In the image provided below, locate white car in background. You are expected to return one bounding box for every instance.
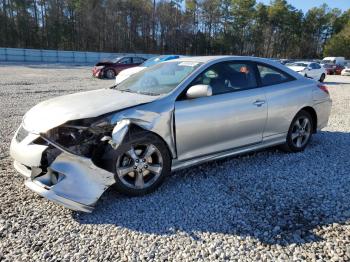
[115,55,183,84]
[341,64,350,76]
[286,61,326,82]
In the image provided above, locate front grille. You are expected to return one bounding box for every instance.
[16,126,29,142]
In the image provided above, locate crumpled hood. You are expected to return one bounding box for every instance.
[23,88,158,133]
[287,66,306,72]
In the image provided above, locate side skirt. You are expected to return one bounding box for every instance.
[171,134,286,172]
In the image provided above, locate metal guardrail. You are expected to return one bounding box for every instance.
[0,48,155,64]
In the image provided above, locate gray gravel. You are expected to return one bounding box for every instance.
[0,63,350,261]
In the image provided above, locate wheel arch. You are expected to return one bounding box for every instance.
[92,123,174,174]
[298,106,318,133]
[126,124,174,158]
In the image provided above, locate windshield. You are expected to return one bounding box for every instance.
[114,61,202,95]
[322,60,335,65]
[111,57,122,63]
[323,64,333,68]
[286,62,308,67]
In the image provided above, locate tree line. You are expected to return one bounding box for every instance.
[0,0,349,59]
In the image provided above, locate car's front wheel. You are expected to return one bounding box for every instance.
[105,69,116,79]
[281,110,313,152]
[112,133,171,196]
[319,73,326,82]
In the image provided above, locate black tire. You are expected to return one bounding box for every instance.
[280,110,314,153]
[111,132,171,196]
[105,69,116,79]
[319,73,326,82]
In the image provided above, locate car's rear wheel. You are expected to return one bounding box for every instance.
[281,110,313,152]
[112,133,171,196]
[105,69,116,79]
[319,73,326,82]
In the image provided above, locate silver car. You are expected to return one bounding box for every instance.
[10,56,332,212]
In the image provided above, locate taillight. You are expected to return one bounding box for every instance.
[317,84,329,95]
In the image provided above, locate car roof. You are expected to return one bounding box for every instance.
[174,56,234,63]
[172,55,287,64]
[165,55,304,80]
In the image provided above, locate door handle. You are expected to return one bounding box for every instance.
[253,100,266,107]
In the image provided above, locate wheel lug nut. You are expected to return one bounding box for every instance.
[142,159,146,162]
[139,169,143,173]
[135,159,139,163]
[144,165,148,169]
[133,166,137,169]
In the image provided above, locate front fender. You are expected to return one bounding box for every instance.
[107,100,177,158]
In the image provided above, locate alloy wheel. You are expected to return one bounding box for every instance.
[291,116,312,148]
[116,144,163,189]
[106,70,115,79]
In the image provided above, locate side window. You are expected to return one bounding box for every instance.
[314,63,321,69]
[119,57,132,64]
[133,57,144,64]
[257,64,293,86]
[191,62,258,95]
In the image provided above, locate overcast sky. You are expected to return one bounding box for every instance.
[256,0,350,13]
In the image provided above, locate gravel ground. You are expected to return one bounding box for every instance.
[0,63,350,261]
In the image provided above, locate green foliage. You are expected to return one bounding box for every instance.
[324,21,350,57]
[0,0,348,58]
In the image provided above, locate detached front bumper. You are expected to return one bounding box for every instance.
[10,126,115,212]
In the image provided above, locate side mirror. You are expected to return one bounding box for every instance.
[186,84,213,99]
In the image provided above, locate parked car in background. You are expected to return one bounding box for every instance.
[280,59,291,65]
[341,64,350,76]
[115,55,183,84]
[323,64,345,75]
[92,56,147,79]
[10,56,331,212]
[286,61,326,82]
[321,57,345,66]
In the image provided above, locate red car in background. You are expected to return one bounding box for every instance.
[323,64,345,75]
[92,56,147,79]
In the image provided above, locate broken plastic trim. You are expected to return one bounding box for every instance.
[101,119,130,150]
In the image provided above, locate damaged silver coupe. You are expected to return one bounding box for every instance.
[10,56,332,212]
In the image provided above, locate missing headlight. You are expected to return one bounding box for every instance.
[42,121,112,158]
[47,126,95,147]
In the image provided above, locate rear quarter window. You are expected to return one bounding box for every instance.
[257,64,295,86]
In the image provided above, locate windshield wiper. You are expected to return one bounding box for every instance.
[111,86,159,96]
[110,87,133,93]
[120,88,135,93]
[137,91,160,96]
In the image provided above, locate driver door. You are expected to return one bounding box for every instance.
[174,61,268,160]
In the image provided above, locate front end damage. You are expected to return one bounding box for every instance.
[10,101,176,212]
[10,124,116,212]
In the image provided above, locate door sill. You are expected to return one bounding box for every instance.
[171,135,286,171]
